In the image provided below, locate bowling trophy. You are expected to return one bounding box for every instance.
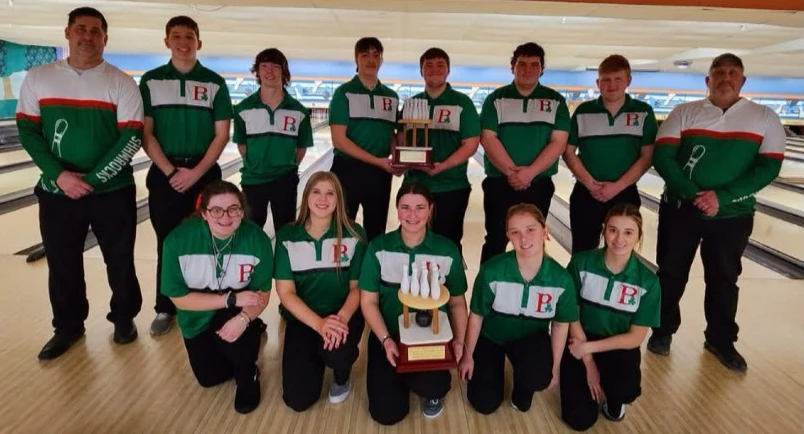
[395,261,456,373]
[391,98,433,169]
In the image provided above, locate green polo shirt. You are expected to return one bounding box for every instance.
[328,75,399,159]
[233,91,313,184]
[161,217,274,339]
[470,251,578,345]
[566,249,660,337]
[569,95,657,182]
[480,82,570,178]
[274,221,367,320]
[402,84,481,193]
[358,228,467,335]
[139,60,232,157]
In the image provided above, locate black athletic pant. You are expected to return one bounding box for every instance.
[480,176,555,264]
[366,334,452,425]
[569,183,641,254]
[282,312,365,412]
[431,187,471,256]
[653,199,753,347]
[467,332,553,414]
[36,185,142,335]
[242,170,299,232]
[147,161,221,316]
[330,155,392,242]
[560,335,642,431]
[183,307,262,388]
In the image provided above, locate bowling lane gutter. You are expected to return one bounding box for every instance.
[18,121,330,262]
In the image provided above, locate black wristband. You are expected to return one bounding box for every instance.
[166,168,178,179]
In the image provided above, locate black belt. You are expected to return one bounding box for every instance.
[167,155,204,167]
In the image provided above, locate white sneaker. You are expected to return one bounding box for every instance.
[327,379,351,404]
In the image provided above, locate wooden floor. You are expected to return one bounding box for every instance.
[1,162,803,434]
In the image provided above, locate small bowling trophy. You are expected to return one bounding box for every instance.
[395,261,455,373]
[391,98,433,169]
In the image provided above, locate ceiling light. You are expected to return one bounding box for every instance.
[8,0,14,6]
[561,17,566,24]
[673,60,692,69]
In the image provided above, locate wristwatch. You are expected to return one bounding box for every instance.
[226,291,237,309]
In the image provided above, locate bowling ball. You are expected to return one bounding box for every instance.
[415,310,432,327]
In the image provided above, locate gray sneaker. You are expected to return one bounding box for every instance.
[422,397,445,419]
[150,313,174,336]
[327,379,352,404]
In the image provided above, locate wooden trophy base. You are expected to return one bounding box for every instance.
[391,146,433,170]
[395,310,455,373]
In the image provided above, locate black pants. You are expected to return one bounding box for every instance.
[282,313,365,412]
[366,334,452,425]
[242,170,299,232]
[36,186,141,335]
[569,183,641,254]
[653,200,753,347]
[147,162,221,316]
[330,155,392,242]
[431,187,471,255]
[467,332,553,414]
[480,176,555,264]
[560,338,642,431]
[183,307,262,388]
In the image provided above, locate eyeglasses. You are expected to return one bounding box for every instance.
[206,206,244,218]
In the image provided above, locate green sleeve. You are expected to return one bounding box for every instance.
[83,76,143,187]
[273,228,294,280]
[358,239,381,292]
[232,106,246,144]
[460,96,481,139]
[248,228,274,292]
[641,107,658,146]
[139,75,153,118]
[715,114,785,205]
[468,265,493,316]
[554,97,571,132]
[298,108,314,148]
[328,87,350,126]
[632,276,661,328]
[212,79,233,122]
[480,93,499,133]
[160,235,190,298]
[568,112,580,146]
[16,71,64,180]
[652,108,699,200]
[349,224,368,281]
[553,272,579,323]
[444,247,468,296]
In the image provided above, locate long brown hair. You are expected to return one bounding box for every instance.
[601,203,644,251]
[295,172,364,268]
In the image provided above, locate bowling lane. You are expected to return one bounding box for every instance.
[638,171,804,264]
[553,166,785,280]
[0,149,32,167]
[0,148,149,197]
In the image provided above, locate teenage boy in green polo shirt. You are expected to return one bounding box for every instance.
[563,55,657,254]
[233,48,313,232]
[139,15,233,336]
[400,48,480,255]
[479,42,570,264]
[328,37,400,242]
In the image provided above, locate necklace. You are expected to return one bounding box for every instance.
[209,229,236,290]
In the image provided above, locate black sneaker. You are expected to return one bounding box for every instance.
[38,330,85,360]
[235,367,261,414]
[602,401,625,422]
[704,341,747,373]
[647,334,672,356]
[113,321,138,344]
